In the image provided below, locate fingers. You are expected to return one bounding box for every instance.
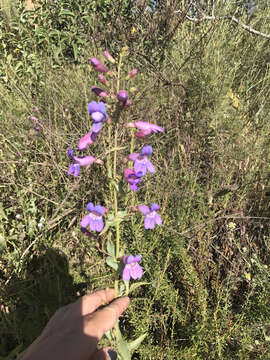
[84,296,130,339]
[77,289,117,316]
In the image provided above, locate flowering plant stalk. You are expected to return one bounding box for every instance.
[67,48,164,359]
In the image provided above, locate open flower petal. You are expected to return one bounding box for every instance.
[138,205,150,215]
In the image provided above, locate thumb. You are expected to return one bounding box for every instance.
[85,296,130,339]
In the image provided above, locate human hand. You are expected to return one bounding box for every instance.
[17,289,130,360]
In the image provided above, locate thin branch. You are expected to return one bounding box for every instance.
[176,5,270,40]
[228,15,270,39]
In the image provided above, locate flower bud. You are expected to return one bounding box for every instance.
[126,69,137,80]
[98,74,107,85]
[130,87,137,93]
[122,156,129,164]
[33,106,39,113]
[104,50,116,64]
[91,86,109,98]
[90,58,108,73]
[124,99,131,108]
[121,46,129,57]
[117,90,128,102]
[94,158,104,165]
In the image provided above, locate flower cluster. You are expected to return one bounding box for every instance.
[67,50,164,286]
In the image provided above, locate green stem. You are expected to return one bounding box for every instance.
[113,125,120,293]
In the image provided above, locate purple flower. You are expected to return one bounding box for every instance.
[90,58,108,73]
[126,121,164,138]
[104,50,116,64]
[80,202,106,232]
[67,148,103,177]
[88,101,108,133]
[129,145,155,177]
[117,90,129,102]
[29,116,38,123]
[91,86,109,98]
[124,168,142,191]
[138,204,162,229]
[78,132,98,150]
[29,116,42,131]
[122,255,143,281]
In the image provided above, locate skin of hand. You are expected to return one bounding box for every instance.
[17,289,130,360]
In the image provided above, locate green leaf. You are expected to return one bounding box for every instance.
[82,15,93,29]
[59,10,75,17]
[119,283,125,296]
[128,333,147,352]
[106,240,116,257]
[115,321,131,360]
[106,256,118,271]
[72,43,78,61]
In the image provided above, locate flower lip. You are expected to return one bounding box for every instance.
[122,254,143,281]
[81,202,106,232]
[124,168,142,191]
[138,204,150,215]
[138,204,162,229]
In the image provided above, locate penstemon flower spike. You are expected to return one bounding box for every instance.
[66,48,164,359]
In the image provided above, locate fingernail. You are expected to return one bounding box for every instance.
[107,349,117,360]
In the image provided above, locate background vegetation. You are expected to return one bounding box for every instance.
[0,0,269,359]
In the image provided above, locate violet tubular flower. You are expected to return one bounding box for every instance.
[126,121,164,138]
[122,255,143,281]
[138,204,162,229]
[124,168,142,191]
[129,145,155,177]
[67,148,103,177]
[91,86,109,98]
[78,131,98,150]
[81,203,106,232]
[88,101,108,133]
[90,58,108,73]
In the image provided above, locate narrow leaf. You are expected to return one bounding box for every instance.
[128,333,147,352]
